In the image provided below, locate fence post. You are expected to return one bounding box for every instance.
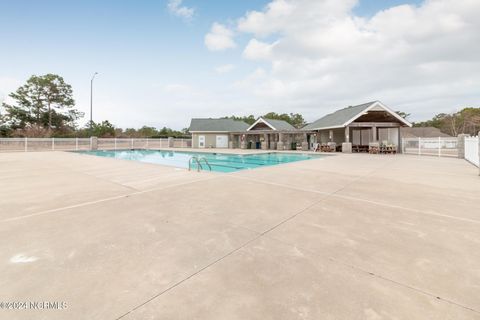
[52,138,55,151]
[438,137,441,157]
[90,137,98,150]
[25,137,28,152]
[76,137,78,151]
[457,134,468,159]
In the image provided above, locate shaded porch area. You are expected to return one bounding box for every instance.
[228,131,314,151]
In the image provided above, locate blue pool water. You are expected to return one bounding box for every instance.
[76,150,323,173]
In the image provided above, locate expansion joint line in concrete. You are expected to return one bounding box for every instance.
[1,175,219,223]
[265,235,480,315]
[228,172,480,225]
[114,192,329,320]
[115,158,399,319]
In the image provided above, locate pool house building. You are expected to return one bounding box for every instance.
[189,101,412,152]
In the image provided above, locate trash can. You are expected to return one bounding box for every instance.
[256,141,261,149]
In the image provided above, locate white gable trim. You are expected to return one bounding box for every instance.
[343,101,412,127]
[246,117,277,131]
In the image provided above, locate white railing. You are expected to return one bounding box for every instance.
[464,136,479,167]
[0,137,192,152]
[402,137,458,157]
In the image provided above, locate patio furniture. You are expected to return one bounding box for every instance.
[369,142,380,154]
[327,142,336,152]
[379,141,397,154]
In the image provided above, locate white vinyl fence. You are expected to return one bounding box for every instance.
[0,137,192,152]
[464,136,479,167]
[402,137,458,157]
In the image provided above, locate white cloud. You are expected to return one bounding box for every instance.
[167,0,194,20]
[243,39,277,60]
[226,0,480,120]
[204,23,236,51]
[215,64,236,74]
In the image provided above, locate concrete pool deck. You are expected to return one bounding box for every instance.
[0,151,479,319]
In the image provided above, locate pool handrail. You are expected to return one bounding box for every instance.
[198,157,212,171]
[188,156,212,172]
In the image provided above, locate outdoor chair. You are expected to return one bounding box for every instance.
[327,142,336,152]
[369,142,380,154]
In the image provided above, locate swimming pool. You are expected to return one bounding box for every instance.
[77,150,323,173]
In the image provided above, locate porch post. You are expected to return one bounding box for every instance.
[301,133,309,150]
[277,133,284,150]
[329,130,333,142]
[372,125,377,142]
[261,133,268,150]
[229,133,234,149]
[240,134,247,149]
[270,133,277,150]
[342,126,352,153]
[397,127,402,153]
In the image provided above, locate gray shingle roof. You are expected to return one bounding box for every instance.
[189,118,249,132]
[302,101,377,131]
[261,118,296,130]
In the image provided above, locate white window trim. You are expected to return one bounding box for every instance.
[343,101,412,128]
[246,117,277,131]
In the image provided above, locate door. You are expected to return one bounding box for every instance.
[216,135,228,148]
[198,135,205,148]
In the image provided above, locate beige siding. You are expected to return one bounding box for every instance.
[192,133,230,148]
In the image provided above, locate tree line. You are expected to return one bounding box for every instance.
[413,108,480,136]
[0,74,189,138]
[223,112,307,129]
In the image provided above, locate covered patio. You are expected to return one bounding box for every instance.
[228,117,314,150]
[303,101,412,153]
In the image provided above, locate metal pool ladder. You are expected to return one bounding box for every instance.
[188,156,212,172]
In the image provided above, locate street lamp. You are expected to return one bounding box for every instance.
[90,72,98,128]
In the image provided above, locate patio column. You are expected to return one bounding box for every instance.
[277,133,284,150]
[269,134,276,150]
[329,130,333,142]
[286,134,292,150]
[229,133,234,149]
[240,134,247,149]
[397,127,402,153]
[261,133,268,150]
[372,126,377,142]
[344,127,350,143]
[301,133,309,150]
[342,127,352,153]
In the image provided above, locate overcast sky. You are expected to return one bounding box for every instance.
[0,0,478,129]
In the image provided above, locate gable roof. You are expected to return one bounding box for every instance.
[247,117,296,131]
[302,101,412,130]
[189,118,249,132]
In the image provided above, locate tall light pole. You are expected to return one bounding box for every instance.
[90,72,98,128]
